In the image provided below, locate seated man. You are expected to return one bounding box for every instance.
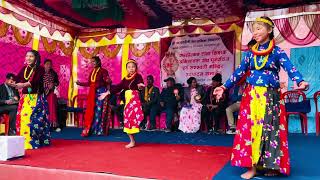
[139,75,160,131]
[0,73,19,135]
[225,85,242,134]
[202,73,228,134]
[160,77,183,132]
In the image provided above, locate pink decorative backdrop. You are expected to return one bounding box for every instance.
[77,46,122,96]
[128,44,161,88]
[0,26,33,83]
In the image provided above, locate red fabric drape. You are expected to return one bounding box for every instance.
[304,15,320,40]
[84,83,96,131]
[274,18,317,45]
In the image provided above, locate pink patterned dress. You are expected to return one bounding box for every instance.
[178,88,203,133]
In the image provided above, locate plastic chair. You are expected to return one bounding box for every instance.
[0,113,9,135]
[282,90,308,135]
[314,91,320,136]
[66,94,87,127]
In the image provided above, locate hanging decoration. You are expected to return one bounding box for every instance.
[101,44,122,58]
[151,42,160,54]
[12,26,33,45]
[58,41,75,56]
[41,37,57,54]
[0,21,9,37]
[79,47,100,59]
[129,43,151,57]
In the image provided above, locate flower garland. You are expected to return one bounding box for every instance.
[144,86,153,102]
[251,39,275,70]
[125,72,136,81]
[90,67,100,82]
[24,66,34,80]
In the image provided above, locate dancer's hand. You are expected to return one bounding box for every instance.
[213,86,225,102]
[15,83,26,89]
[295,81,309,91]
[98,91,110,100]
[138,83,145,89]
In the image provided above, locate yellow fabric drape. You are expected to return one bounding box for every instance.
[121,35,133,78]
[249,86,267,165]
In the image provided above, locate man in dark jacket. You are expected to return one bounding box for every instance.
[0,73,19,135]
[139,75,160,130]
[202,73,228,134]
[160,77,183,132]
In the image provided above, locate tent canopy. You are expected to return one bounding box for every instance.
[6,0,320,31]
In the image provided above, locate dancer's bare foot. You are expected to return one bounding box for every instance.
[241,168,256,179]
[125,142,135,148]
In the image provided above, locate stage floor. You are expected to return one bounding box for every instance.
[1,128,320,180]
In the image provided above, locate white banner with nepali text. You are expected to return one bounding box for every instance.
[160,32,235,86]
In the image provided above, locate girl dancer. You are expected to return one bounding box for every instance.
[214,16,309,179]
[99,59,145,148]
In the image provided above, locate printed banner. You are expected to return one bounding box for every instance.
[160,32,235,86]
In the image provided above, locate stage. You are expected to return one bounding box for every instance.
[0,128,320,180]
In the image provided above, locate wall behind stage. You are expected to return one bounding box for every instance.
[0,20,73,100]
[0,22,34,83]
[77,45,122,95]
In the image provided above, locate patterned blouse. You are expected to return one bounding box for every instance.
[224,41,304,89]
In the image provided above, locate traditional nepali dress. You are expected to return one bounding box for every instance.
[83,68,110,135]
[179,88,203,133]
[111,73,144,134]
[16,66,50,149]
[43,69,59,128]
[224,41,304,175]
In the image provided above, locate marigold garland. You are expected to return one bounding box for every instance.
[12,26,33,45]
[79,47,100,59]
[101,44,121,58]
[41,36,57,54]
[129,43,151,57]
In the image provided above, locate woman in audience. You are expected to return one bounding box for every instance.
[14,50,50,149]
[43,59,60,132]
[214,16,309,179]
[76,56,111,137]
[99,59,145,148]
[178,77,205,133]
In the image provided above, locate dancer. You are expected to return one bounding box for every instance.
[214,16,309,179]
[76,56,111,137]
[15,50,50,149]
[99,59,144,148]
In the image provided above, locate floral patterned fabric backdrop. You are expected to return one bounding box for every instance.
[128,42,161,88]
[0,22,33,83]
[77,45,122,96]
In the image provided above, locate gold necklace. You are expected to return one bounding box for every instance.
[90,67,100,82]
[24,66,34,80]
[254,54,269,70]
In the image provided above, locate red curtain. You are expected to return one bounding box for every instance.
[274,18,317,45]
